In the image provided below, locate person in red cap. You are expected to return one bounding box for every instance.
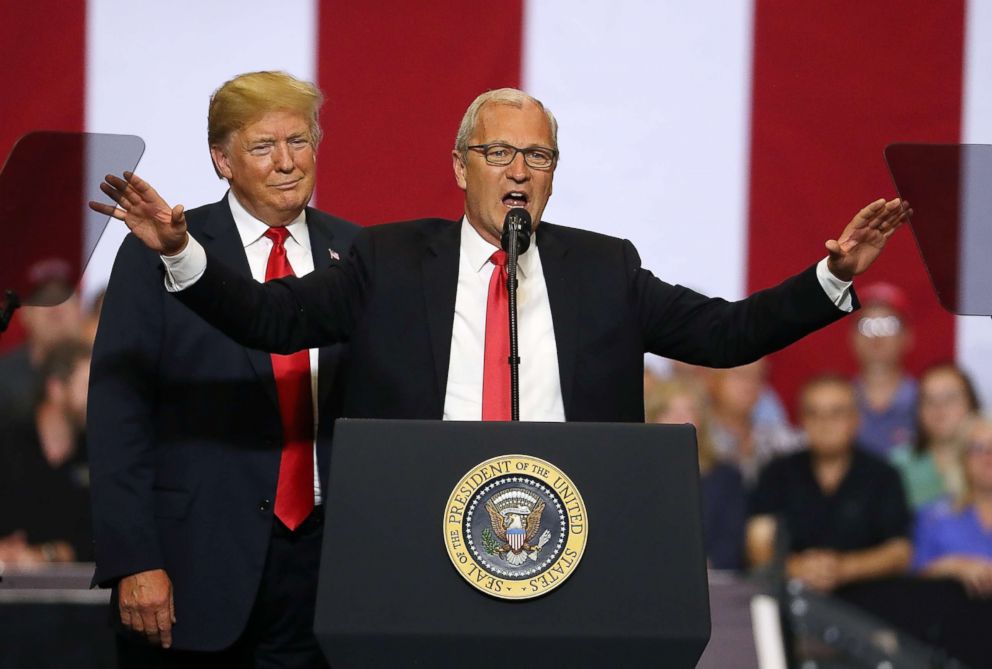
[850,282,916,456]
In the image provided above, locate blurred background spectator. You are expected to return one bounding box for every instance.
[890,363,980,510]
[912,417,992,598]
[851,282,917,457]
[81,288,105,347]
[0,266,83,431]
[0,339,92,565]
[747,375,912,592]
[646,378,746,571]
[707,359,800,486]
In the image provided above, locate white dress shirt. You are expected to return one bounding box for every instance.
[162,214,854,427]
[443,218,566,421]
[206,192,322,505]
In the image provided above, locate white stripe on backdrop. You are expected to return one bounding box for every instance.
[81,0,318,304]
[523,0,753,302]
[959,0,992,408]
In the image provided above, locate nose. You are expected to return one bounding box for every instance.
[505,151,530,182]
[272,142,294,173]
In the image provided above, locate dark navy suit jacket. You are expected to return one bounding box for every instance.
[177,218,856,422]
[88,196,358,651]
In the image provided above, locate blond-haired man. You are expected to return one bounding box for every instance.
[89,71,357,667]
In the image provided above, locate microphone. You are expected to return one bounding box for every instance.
[500,207,531,421]
[501,208,532,255]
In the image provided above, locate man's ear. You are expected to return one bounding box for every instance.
[452,150,468,191]
[210,144,234,180]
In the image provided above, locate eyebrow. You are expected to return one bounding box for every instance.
[482,140,553,150]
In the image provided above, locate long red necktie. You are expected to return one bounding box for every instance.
[482,250,511,420]
[264,227,314,530]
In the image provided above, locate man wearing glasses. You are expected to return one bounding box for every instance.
[95,87,907,425]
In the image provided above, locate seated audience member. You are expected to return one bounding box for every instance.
[709,359,801,485]
[850,282,916,456]
[0,339,92,564]
[0,265,83,430]
[913,418,992,597]
[890,363,979,509]
[747,375,912,592]
[647,379,746,570]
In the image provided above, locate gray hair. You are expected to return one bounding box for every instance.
[454,88,559,155]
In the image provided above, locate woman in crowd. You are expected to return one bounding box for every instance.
[647,378,746,570]
[889,363,980,509]
[913,417,992,597]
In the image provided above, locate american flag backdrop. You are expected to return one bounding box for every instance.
[1,0,990,415]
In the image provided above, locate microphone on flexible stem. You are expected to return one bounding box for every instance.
[501,207,532,421]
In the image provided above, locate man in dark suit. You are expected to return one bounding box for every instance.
[96,88,907,426]
[88,71,358,668]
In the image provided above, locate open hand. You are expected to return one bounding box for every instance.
[825,198,911,281]
[89,172,188,256]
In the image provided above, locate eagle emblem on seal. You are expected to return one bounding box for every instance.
[483,488,553,567]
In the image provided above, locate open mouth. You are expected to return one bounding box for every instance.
[502,191,529,208]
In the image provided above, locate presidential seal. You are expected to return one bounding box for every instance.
[443,454,587,600]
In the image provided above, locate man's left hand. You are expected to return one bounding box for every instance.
[826,198,911,281]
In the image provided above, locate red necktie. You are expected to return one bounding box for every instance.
[264,227,314,530]
[482,250,511,420]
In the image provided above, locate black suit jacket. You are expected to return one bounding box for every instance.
[178,218,855,422]
[88,197,358,651]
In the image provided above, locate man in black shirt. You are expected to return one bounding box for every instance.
[747,374,911,591]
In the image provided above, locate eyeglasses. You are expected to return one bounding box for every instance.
[467,143,558,169]
[857,315,903,338]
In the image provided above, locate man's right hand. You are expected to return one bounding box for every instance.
[89,172,189,256]
[118,568,176,648]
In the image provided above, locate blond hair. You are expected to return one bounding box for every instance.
[454,88,559,155]
[645,378,718,473]
[207,71,324,177]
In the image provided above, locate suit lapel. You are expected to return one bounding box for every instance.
[200,197,279,410]
[421,222,461,410]
[536,223,579,418]
[305,210,344,414]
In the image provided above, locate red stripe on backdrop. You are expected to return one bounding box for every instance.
[315,0,523,225]
[747,0,965,417]
[0,1,86,352]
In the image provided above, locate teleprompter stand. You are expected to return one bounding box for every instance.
[0,131,144,338]
[314,420,711,669]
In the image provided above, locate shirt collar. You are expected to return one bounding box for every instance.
[460,216,534,278]
[227,190,309,252]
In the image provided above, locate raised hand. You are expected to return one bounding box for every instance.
[89,172,189,256]
[825,198,911,281]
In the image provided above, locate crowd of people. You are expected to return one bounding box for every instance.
[0,270,102,566]
[645,282,992,598]
[3,273,989,600]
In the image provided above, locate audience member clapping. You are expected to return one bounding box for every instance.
[0,339,92,565]
[850,282,916,456]
[890,363,979,509]
[913,417,992,597]
[747,375,912,592]
[647,379,746,570]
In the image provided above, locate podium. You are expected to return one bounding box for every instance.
[314,420,711,668]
